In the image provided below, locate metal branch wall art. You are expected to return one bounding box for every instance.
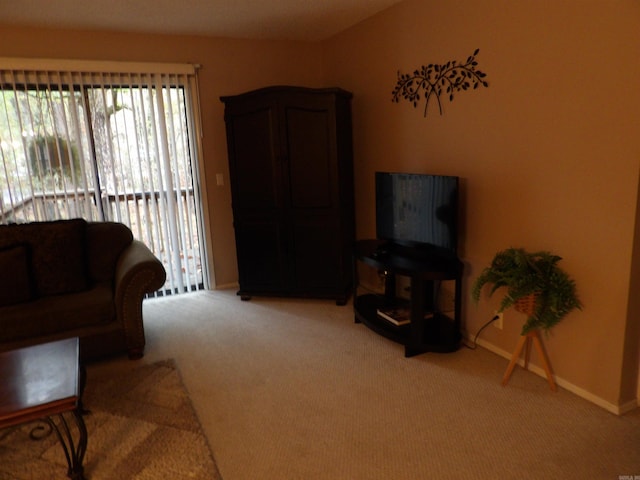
[392,49,489,117]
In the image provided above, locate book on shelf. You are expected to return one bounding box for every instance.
[376,305,434,326]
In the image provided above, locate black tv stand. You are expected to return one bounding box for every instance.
[353,239,463,357]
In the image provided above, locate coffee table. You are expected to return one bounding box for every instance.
[0,337,87,480]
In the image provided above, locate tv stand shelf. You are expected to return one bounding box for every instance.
[354,239,463,357]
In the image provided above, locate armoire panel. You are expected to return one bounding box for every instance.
[234,219,288,291]
[228,107,280,210]
[285,107,334,210]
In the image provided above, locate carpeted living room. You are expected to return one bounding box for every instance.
[5,290,638,479]
[1,0,640,479]
[131,291,640,479]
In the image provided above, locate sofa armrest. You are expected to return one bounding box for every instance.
[114,240,166,358]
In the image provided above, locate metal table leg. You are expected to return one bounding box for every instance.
[45,408,88,480]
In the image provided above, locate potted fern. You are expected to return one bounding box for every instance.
[471,248,581,334]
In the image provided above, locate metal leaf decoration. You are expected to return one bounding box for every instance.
[391,49,489,117]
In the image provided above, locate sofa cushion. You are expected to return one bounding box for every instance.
[86,222,134,283]
[0,244,33,306]
[0,284,115,343]
[0,219,89,297]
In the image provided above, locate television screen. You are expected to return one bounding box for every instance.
[375,172,459,255]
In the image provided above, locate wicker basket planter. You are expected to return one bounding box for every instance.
[471,248,581,334]
[514,293,539,317]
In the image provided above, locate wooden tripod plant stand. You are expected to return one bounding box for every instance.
[501,330,557,391]
[501,294,557,391]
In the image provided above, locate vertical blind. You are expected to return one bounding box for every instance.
[0,58,209,295]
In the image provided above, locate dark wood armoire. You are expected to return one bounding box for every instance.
[220,86,355,304]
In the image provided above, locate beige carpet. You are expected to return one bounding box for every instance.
[138,290,640,480]
[0,359,222,480]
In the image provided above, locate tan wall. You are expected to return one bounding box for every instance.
[323,0,640,409]
[0,25,324,288]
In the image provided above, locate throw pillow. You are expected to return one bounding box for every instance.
[0,244,33,307]
[29,219,89,296]
[0,219,89,297]
[86,222,133,282]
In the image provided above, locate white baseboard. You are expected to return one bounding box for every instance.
[467,335,638,416]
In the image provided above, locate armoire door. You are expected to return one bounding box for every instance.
[281,94,344,294]
[223,97,289,293]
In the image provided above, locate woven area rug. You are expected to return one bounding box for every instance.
[0,359,222,480]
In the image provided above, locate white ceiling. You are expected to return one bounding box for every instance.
[0,0,403,41]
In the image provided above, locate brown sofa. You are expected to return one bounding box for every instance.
[0,219,166,360]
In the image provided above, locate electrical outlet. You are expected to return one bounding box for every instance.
[493,311,504,329]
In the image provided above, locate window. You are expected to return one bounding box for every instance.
[0,59,209,294]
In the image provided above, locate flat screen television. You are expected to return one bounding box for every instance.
[375,172,459,257]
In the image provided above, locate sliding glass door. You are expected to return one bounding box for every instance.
[0,61,209,294]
